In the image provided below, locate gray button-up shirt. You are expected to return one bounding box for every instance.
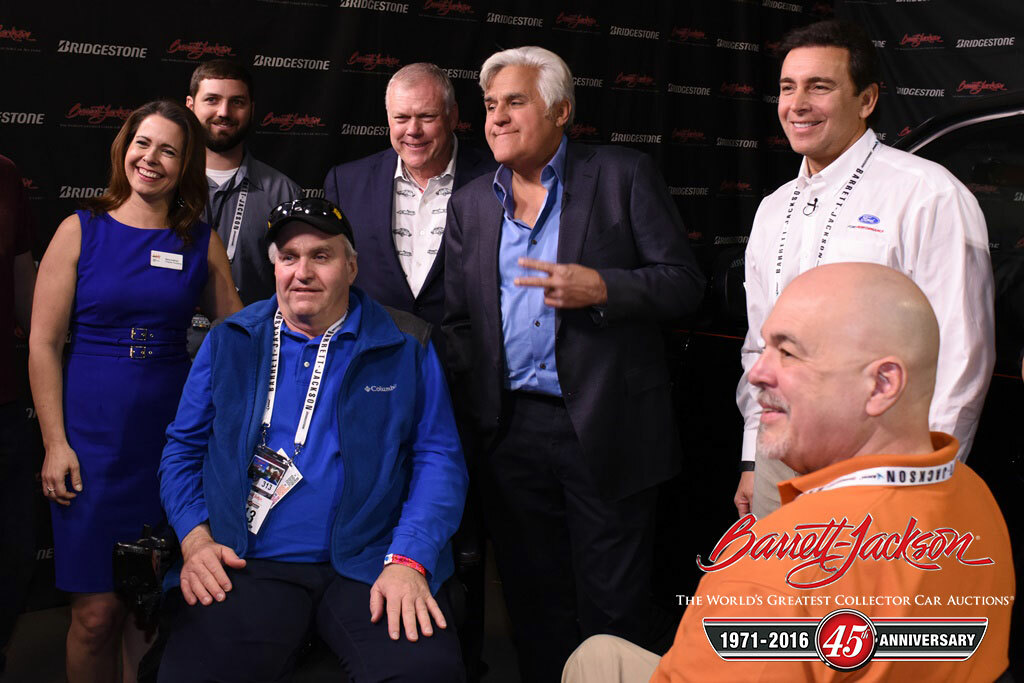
[205,151,302,304]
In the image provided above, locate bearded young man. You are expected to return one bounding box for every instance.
[186,59,302,304]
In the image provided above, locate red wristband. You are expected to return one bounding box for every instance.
[383,553,426,577]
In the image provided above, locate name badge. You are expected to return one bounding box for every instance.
[150,250,183,271]
[246,446,294,534]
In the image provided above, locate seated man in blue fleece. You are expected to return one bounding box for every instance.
[157,197,468,682]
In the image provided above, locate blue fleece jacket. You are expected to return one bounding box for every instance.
[159,288,467,593]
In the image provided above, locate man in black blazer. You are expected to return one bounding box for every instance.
[323,63,495,357]
[443,47,705,682]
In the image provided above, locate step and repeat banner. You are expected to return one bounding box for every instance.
[2,0,1022,608]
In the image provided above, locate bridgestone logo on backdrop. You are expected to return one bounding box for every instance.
[340,123,388,136]
[716,39,759,52]
[444,68,479,80]
[60,186,106,199]
[668,84,711,95]
[338,0,409,11]
[253,55,330,70]
[717,137,759,149]
[303,188,325,198]
[486,13,542,27]
[896,87,945,97]
[610,25,659,40]
[573,77,603,88]
[0,112,45,124]
[611,133,661,144]
[57,40,147,58]
[669,186,710,196]
[956,37,1015,48]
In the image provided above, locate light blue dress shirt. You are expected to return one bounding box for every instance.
[494,136,568,396]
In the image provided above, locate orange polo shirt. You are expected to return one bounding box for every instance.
[653,434,1014,682]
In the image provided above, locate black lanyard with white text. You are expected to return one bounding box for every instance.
[223,178,249,263]
[773,139,881,297]
[260,308,346,460]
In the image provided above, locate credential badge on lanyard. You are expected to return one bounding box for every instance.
[772,139,881,298]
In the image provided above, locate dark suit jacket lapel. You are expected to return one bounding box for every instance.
[478,184,504,345]
[556,143,599,334]
[421,146,482,297]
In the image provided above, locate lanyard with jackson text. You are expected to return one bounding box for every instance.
[224,178,250,263]
[773,139,881,298]
[260,308,346,459]
[801,457,957,497]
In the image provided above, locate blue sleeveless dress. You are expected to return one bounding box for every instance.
[51,210,210,592]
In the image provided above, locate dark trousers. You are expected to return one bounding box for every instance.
[157,559,464,683]
[482,392,657,683]
[0,402,34,662]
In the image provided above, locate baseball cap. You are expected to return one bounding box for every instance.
[267,198,355,248]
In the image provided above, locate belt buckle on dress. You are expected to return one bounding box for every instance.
[130,327,153,341]
[129,345,152,359]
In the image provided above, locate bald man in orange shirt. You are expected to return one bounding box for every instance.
[563,263,1014,683]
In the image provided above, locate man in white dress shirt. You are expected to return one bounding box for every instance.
[734,19,994,519]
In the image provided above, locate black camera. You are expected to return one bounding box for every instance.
[113,524,179,630]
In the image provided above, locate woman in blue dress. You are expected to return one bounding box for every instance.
[29,100,242,682]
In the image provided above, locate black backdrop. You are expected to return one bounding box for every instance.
[3,0,1023,613]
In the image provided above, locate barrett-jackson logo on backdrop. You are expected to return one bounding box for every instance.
[765,134,790,150]
[720,82,757,99]
[956,36,1015,48]
[554,12,600,33]
[340,123,389,136]
[421,0,475,18]
[0,24,40,52]
[613,72,656,90]
[955,79,1008,96]
[610,132,662,144]
[346,51,401,73]
[0,111,45,125]
[59,186,106,199]
[339,0,410,12]
[669,27,710,45]
[57,39,147,58]
[22,177,40,191]
[899,126,913,137]
[63,103,132,127]
[453,121,473,135]
[165,38,236,61]
[610,25,659,40]
[671,128,708,145]
[669,83,711,96]
[486,12,542,27]
[573,76,603,88]
[253,54,330,70]
[718,180,755,195]
[898,33,944,49]
[567,123,600,141]
[259,112,328,133]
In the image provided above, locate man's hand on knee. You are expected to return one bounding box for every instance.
[369,564,446,642]
[179,523,247,606]
[734,470,754,517]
